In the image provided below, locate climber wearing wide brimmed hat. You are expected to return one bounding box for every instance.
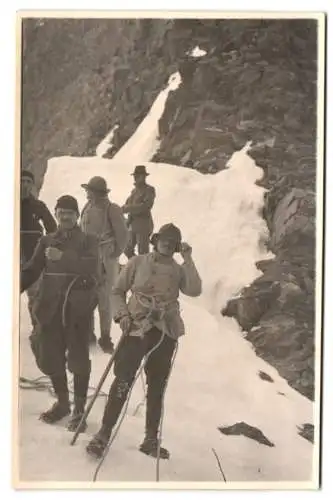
[81,176,110,194]
[80,176,129,354]
[122,165,156,259]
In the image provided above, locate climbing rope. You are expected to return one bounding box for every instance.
[132,371,147,417]
[42,273,98,329]
[92,329,166,481]
[19,375,109,401]
[93,332,179,482]
[155,340,178,482]
[93,292,181,482]
[130,293,169,416]
[21,286,180,482]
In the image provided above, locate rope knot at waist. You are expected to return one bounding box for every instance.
[134,292,179,320]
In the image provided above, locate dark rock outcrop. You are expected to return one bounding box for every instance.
[218,422,275,447]
[258,371,274,383]
[222,186,315,399]
[297,423,314,444]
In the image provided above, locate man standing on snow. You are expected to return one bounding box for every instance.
[20,169,57,333]
[80,176,128,354]
[86,223,202,460]
[20,195,99,432]
[122,165,156,258]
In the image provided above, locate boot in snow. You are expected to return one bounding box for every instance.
[68,377,89,432]
[139,437,170,459]
[67,407,87,433]
[98,336,114,354]
[39,400,71,424]
[86,427,111,459]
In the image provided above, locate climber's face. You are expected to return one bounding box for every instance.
[85,188,102,202]
[134,173,146,186]
[156,236,177,257]
[55,208,78,230]
[21,176,34,199]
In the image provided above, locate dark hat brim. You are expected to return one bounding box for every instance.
[131,172,149,176]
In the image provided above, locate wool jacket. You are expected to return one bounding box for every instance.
[112,251,202,339]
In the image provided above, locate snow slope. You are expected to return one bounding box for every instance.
[17,74,316,488]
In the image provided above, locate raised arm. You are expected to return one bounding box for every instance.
[179,243,202,297]
[38,201,57,233]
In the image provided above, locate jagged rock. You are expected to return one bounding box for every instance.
[258,371,274,383]
[218,422,275,447]
[297,424,314,444]
[246,293,315,400]
[222,279,281,331]
[271,188,315,247]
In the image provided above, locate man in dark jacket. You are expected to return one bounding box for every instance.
[21,195,99,431]
[20,170,57,331]
[122,165,156,258]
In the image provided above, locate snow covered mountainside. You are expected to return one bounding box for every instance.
[17,73,317,487]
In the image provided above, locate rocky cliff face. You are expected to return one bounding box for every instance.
[21,18,318,399]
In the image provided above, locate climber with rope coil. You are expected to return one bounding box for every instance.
[85,223,202,461]
[20,195,99,432]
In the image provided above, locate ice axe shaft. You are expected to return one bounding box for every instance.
[70,331,126,446]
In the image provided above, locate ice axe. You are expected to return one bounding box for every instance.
[70,331,127,446]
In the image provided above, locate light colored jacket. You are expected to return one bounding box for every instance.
[80,198,129,259]
[112,252,202,339]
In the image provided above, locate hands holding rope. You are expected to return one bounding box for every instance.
[119,315,132,335]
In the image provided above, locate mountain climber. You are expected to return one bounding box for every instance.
[86,223,202,459]
[80,176,129,354]
[20,169,57,334]
[122,165,156,258]
[20,195,99,431]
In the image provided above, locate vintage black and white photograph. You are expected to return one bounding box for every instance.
[14,11,325,488]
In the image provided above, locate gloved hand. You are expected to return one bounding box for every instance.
[45,246,63,261]
[119,315,132,335]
